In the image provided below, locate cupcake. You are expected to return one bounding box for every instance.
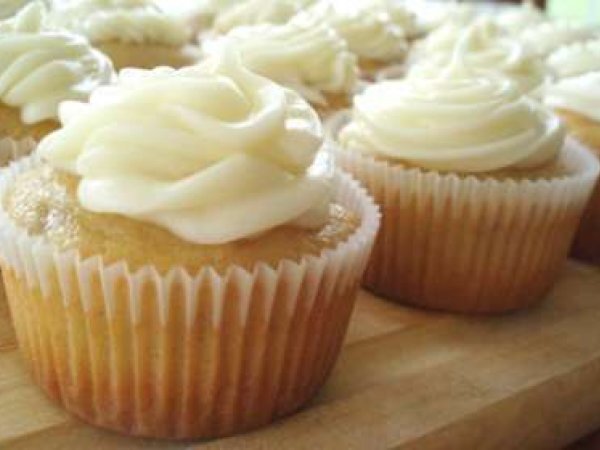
[495,1,546,34]
[547,40,600,80]
[0,2,113,165]
[47,0,199,70]
[0,48,379,439]
[546,72,600,264]
[213,0,316,34]
[301,0,408,79]
[407,19,548,96]
[331,66,599,313]
[519,21,597,58]
[203,15,358,117]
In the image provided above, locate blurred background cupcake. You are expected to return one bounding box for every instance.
[547,39,600,80]
[331,65,598,313]
[203,14,358,117]
[0,1,113,165]
[47,0,200,69]
[546,71,600,264]
[0,48,378,439]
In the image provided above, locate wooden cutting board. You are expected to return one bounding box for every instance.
[0,261,599,450]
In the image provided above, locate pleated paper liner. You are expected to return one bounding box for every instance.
[328,111,600,313]
[571,171,600,264]
[0,156,380,440]
[0,137,36,167]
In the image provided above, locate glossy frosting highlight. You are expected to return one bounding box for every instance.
[38,49,331,244]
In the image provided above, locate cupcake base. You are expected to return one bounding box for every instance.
[0,157,379,439]
[330,112,599,313]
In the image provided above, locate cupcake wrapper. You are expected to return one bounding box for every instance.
[0,137,36,167]
[0,156,379,439]
[330,112,600,313]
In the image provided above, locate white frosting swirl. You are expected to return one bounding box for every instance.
[520,21,597,57]
[205,16,357,105]
[48,0,188,46]
[339,67,563,173]
[409,20,547,95]
[38,49,331,245]
[214,0,315,33]
[545,71,600,122]
[411,2,476,53]
[547,40,600,79]
[496,1,546,33]
[0,2,114,124]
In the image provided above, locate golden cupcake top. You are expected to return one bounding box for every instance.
[338,65,564,173]
[408,19,547,95]
[548,40,600,79]
[545,71,600,123]
[47,0,189,46]
[301,0,408,63]
[38,48,332,245]
[0,2,114,125]
[214,0,315,33]
[204,15,357,106]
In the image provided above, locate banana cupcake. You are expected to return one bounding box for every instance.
[204,15,358,117]
[408,19,548,95]
[331,66,598,313]
[213,0,316,34]
[0,2,113,165]
[47,0,199,70]
[301,0,408,79]
[546,72,600,264]
[0,48,378,439]
[547,39,600,80]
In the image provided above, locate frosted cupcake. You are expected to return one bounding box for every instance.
[204,15,358,117]
[47,0,199,70]
[519,21,597,58]
[407,19,548,95]
[0,2,113,165]
[213,0,315,34]
[0,49,379,439]
[301,0,408,79]
[546,72,600,264]
[331,66,598,313]
[547,40,600,80]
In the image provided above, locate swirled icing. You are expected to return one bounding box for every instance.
[496,1,546,33]
[38,49,331,244]
[0,2,114,124]
[205,15,357,105]
[547,40,600,79]
[408,19,547,95]
[545,71,600,123]
[520,21,597,57]
[339,66,563,173]
[48,0,188,46]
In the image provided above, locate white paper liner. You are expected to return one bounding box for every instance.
[0,137,36,167]
[0,155,380,440]
[329,111,600,313]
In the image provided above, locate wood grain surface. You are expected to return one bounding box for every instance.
[0,261,599,450]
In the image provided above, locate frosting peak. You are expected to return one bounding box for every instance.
[545,71,600,122]
[38,49,331,244]
[205,15,357,105]
[339,68,563,173]
[48,0,188,46]
[548,39,600,79]
[0,2,114,124]
[520,21,597,57]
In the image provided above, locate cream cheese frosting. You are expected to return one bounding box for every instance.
[0,2,114,124]
[339,66,563,173]
[214,0,315,33]
[519,21,597,57]
[545,71,600,123]
[496,1,546,33]
[48,0,188,46]
[547,40,600,79]
[303,0,408,62]
[38,48,331,244]
[204,15,357,106]
[408,19,547,95]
